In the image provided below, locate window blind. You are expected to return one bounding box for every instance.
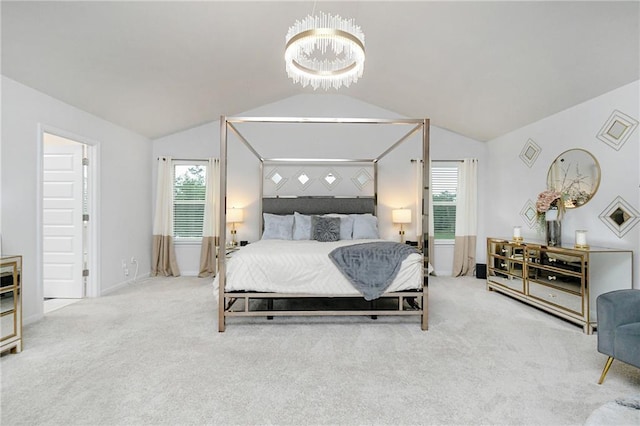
[173,163,207,239]
[432,165,458,240]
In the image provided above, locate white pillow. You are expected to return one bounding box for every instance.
[293,212,312,240]
[325,214,354,240]
[351,213,379,239]
[262,213,294,240]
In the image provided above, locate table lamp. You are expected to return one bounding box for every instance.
[392,208,411,243]
[226,208,244,247]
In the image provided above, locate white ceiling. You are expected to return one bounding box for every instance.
[2,1,638,141]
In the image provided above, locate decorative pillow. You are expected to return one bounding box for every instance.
[351,213,379,239]
[293,212,312,240]
[311,216,340,242]
[262,213,294,240]
[325,214,354,240]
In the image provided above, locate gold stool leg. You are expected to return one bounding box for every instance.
[598,356,614,384]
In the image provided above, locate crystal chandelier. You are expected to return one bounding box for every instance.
[285,12,365,90]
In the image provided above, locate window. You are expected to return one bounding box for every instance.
[173,162,207,240]
[432,163,458,240]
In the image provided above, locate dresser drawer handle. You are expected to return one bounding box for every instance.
[501,249,507,254]
[548,293,557,298]
[501,263,507,268]
[548,258,557,263]
[548,275,557,280]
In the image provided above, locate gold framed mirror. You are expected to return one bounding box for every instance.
[547,148,601,209]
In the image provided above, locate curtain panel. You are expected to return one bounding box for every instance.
[452,158,478,277]
[151,157,180,277]
[199,158,220,277]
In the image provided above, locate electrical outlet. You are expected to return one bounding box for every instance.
[124,268,129,276]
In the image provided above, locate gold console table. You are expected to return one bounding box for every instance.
[487,238,632,334]
[1,255,22,354]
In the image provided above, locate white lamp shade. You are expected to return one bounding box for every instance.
[392,209,411,224]
[226,208,244,223]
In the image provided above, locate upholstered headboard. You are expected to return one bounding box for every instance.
[262,196,376,216]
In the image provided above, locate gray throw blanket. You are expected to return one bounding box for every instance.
[329,242,419,301]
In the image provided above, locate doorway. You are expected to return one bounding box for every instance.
[40,129,97,313]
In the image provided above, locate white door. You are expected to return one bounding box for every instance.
[43,134,84,298]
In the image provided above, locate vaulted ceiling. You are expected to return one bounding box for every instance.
[2,1,638,141]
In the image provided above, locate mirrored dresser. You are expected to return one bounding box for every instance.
[1,255,22,354]
[486,238,632,334]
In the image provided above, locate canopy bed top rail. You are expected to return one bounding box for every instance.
[263,158,375,163]
[225,116,426,125]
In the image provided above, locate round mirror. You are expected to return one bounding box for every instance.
[547,149,600,209]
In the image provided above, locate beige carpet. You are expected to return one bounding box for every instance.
[1,275,638,425]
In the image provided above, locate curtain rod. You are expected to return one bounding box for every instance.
[410,159,463,162]
[157,157,213,162]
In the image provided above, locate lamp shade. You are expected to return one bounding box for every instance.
[226,208,244,223]
[392,209,411,224]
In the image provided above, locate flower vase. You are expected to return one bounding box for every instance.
[545,208,561,247]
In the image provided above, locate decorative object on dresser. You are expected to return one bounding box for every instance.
[574,230,588,249]
[535,190,564,247]
[512,226,523,243]
[486,238,632,334]
[1,255,22,354]
[596,289,640,384]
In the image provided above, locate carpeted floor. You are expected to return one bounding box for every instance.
[1,275,638,425]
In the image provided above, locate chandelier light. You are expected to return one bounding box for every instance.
[285,12,365,90]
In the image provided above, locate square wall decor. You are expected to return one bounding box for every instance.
[320,168,342,191]
[599,196,640,238]
[294,169,314,191]
[265,169,288,190]
[351,168,373,191]
[520,200,538,229]
[519,139,541,168]
[597,110,638,151]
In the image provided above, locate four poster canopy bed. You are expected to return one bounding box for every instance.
[216,116,430,332]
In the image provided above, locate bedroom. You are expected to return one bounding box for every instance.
[1,1,639,424]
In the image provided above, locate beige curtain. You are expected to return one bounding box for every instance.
[199,158,220,277]
[151,157,180,276]
[452,158,478,277]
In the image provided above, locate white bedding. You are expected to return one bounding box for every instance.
[215,239,423,296]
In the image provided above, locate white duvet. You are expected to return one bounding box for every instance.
[214,239,423,296]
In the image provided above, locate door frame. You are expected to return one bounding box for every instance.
[37,124,101,303]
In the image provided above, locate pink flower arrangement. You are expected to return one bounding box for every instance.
[536,190,563,214]
[535,190,565,230]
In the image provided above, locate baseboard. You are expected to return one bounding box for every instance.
[23,312,45,326]
[101,272,150,296]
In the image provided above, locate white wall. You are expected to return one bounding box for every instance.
[1,76,152,324]
[153,94,487,276]
[486,80,640,288]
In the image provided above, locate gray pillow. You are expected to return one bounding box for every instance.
[262,213,294,240]
[325,214,354,240]
[351,213,379,239]
[293,212,312,240]
[311,216,340,242]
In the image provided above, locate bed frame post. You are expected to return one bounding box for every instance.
[218,116,228,332]
[421,118,430,330]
